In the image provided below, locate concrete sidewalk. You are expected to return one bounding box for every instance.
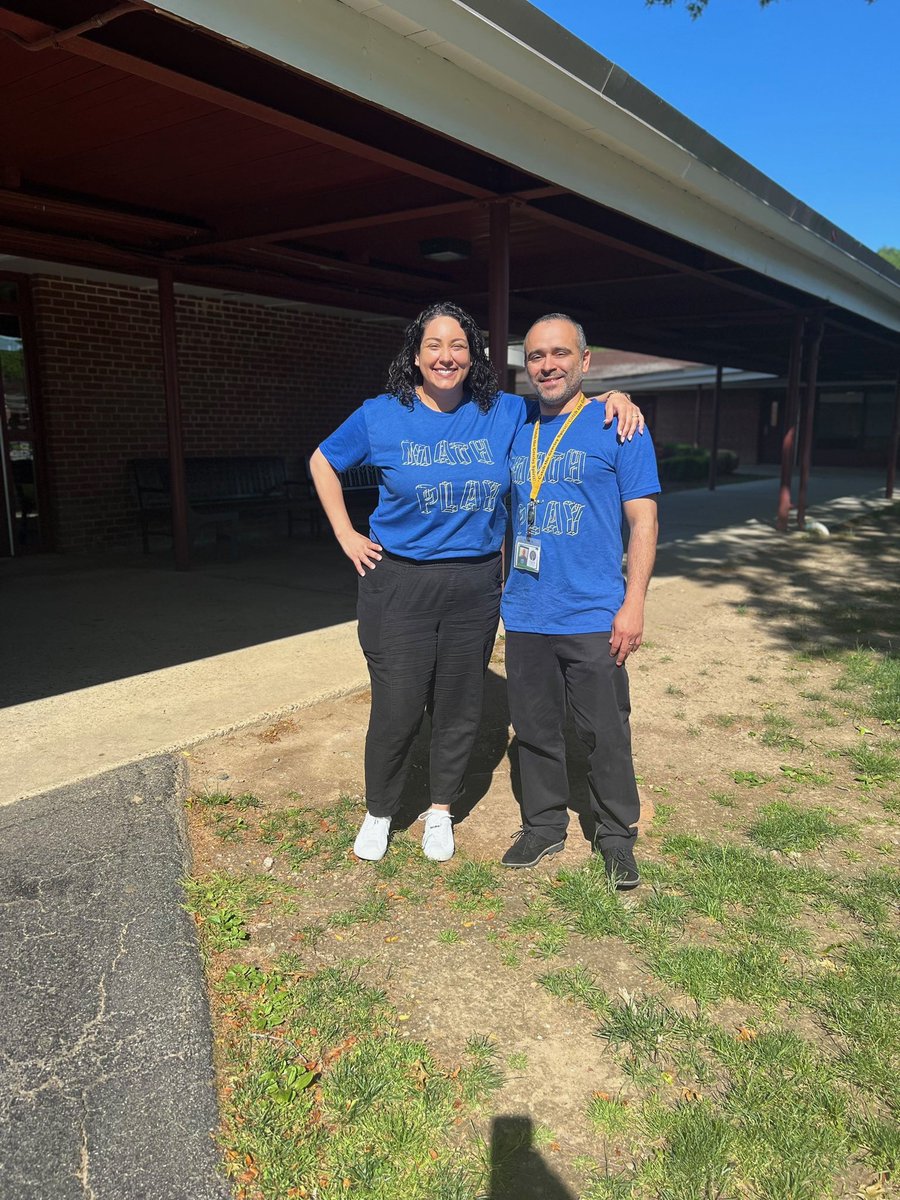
[0,467,892,806]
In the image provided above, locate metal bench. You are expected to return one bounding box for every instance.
[128,456,321,553]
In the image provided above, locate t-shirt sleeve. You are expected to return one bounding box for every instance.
[615,430,662,502]
[318,406,371,472]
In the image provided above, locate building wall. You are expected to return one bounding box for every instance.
[30,276,402,550]
[649,388,763,467]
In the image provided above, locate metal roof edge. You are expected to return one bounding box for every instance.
[148,0,900,327]
[455,0,899,286]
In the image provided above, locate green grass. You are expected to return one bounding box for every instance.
[836,648,900,724]
[184,872,296,953]
[446,860,502,911]
[330,890,390,928]
[778,763,832,785]
[257,794,360,869]
[587,1092,633,1137]
[747,800,846,852]
[540,965,610,1015]
[217,963,487,1199]
[731,769,770,787]
[848,741,900,787]
[760,707,804,752]
[712,713,737,729]
[508,899,570,957]
[546,858,631,938]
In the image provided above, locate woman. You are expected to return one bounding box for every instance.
[310,301,640,863]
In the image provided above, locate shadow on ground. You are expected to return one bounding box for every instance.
[701,505,900,654]
[487,1116,575,1199]
[0,537,358,706]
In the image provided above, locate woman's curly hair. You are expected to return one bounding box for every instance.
[385,301,501,413]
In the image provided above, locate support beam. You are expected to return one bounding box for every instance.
[888,370,900,500]
[488,201,510,383]
[693,384,703,447]
[796,319,824,529]
[707,364,723,490]
[157,268,190,571]
[776,314,806,531]
[53,22,497,202]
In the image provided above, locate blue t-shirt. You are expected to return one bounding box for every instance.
[318,391,526,559]
[501,405,660,634]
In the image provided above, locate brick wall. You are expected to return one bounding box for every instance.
[30,276,402,550]
[649,388,763,467]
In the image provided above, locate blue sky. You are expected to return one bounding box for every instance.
[531,0,898,254]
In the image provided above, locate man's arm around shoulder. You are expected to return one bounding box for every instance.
[609,496,658,667]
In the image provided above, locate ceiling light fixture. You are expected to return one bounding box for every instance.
[419,237,471,262]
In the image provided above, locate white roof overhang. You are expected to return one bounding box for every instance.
[148,0,900,335]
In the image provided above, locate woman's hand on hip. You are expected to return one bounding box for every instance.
[338,529,383,576]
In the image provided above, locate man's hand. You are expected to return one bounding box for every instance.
[609,598,645,666]
[595,391,644,441]
[337,529,383,576]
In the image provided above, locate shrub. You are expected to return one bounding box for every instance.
[657,447,739,481]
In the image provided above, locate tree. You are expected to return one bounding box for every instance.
[646,0,875,16]
[878,247,900,270]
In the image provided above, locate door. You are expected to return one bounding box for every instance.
[0,275,45,555]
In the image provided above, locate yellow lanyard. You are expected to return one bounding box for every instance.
[529,393,588,503]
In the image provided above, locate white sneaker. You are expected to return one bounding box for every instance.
[419,809,454,862]
[353,813,391,861]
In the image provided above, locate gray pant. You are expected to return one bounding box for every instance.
[505,631,640,846]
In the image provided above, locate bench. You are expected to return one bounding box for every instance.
[304,460,381,528]
[129,456,321,553]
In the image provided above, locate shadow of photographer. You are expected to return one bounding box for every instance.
[484,1115,576,1200]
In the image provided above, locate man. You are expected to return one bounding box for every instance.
[500,314,660,888]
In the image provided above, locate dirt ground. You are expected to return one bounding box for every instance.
[186,510,899,1197]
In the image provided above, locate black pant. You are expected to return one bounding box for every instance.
[505,631,639,847]
[357,552,502,817]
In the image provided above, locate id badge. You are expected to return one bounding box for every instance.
[514,535,541,574]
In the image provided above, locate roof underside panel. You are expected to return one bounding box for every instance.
[0,0,897,381]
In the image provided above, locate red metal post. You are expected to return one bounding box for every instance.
[488,201,510,384]
[707,364,723,490]
[796,319,824,529]
[776,314,805,531]
[887,370,900,500]
[157,268,190,570]
[693,384,703,447]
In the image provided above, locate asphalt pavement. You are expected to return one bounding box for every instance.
[0,755,230,1200]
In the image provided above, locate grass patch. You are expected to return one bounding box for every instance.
[508,899,570,958]
[732,770,770,787]
[540,965,610,1015]
[547,858,631,938]
[330,890,390,928]
[748,800,846,852]
[778,763,831,786]
[184,872,295,953]
[217,962,487,1199]
[836,648,900,724]
[848,741,900,787]
[760,707,804,752]
[446,860,502,912]
[256,793,362,870]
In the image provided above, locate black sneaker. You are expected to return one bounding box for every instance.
[501,829,565,869]
[599,843,641,890]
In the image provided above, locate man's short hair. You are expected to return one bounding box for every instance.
[528,313,587,356]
